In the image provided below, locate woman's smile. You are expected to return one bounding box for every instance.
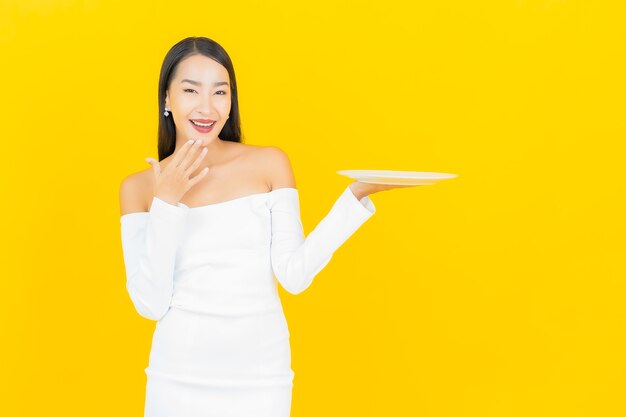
[190,119,216,133]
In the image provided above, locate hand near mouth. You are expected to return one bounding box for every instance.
[145,139,209,205]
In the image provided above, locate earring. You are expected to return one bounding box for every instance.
[164,108,170,117]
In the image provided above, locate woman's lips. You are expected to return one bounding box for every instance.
[189,120,215,134]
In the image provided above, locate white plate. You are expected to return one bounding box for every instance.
[336,169,458,185]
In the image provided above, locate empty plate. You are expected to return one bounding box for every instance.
[336,170,458,185]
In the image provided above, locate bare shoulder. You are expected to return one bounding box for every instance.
[255,145,296,190]
[119,168,153,216]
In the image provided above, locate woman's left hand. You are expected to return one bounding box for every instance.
[349,180,420,200]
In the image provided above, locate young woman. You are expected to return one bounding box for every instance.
[119,36,412,417]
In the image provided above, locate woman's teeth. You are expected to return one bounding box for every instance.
[191,120,215,127]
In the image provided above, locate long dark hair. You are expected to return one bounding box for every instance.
[157,37,243,161]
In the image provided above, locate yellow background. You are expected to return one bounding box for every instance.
[1,0,624,415]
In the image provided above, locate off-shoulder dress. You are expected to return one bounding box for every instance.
[120,185,376,417]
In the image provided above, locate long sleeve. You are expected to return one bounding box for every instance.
[269,185,376,295]
[120,196,190,321]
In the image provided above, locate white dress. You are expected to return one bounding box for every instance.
[120,185,376,417]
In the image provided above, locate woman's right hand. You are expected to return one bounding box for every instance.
[145,139,209,205]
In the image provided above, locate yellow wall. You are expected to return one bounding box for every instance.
[1,0,624,415]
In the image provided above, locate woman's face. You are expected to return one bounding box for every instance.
[165,54,232,143]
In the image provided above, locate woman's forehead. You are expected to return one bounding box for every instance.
[175,55,229,81]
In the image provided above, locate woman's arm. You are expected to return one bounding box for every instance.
[269,185,376,295]
[264,147,376,294]
[119,176,190,321]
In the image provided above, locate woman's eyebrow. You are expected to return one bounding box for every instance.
[180,79,229,87]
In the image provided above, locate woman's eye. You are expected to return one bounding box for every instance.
[184,89,226,95]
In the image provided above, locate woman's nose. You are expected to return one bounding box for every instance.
[198,95,215,113]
